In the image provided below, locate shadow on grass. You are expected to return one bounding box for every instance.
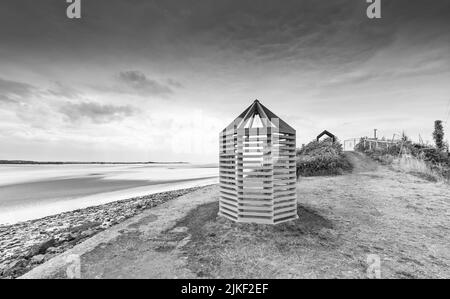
[173,201,333,236]
[170,201,336,278]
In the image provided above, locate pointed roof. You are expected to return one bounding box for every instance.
[224,100,295,134]
[317,130,336,142]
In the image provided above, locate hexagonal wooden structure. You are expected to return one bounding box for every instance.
[219,100,298,224]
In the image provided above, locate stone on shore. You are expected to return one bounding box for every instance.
[0,186,201,279]
[30,254,45,264]
[27,238,56,257]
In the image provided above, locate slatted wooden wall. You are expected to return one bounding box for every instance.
[219,100,297,225]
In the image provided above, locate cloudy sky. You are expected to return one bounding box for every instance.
[0,0,449,162]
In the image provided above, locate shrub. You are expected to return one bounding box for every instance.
[296,138,352,177]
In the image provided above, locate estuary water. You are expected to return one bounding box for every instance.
[0,163,218,225]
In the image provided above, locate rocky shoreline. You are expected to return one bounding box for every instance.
[0,186,204,279]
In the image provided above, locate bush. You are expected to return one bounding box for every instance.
[296,138,352,177]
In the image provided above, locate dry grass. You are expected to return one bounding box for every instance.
[173,197,376,279]
[171,153,450,278]
[392,154,444,182]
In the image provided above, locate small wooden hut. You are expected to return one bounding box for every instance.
[219,100,298,224]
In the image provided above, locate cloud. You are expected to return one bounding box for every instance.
[59,101,135,123]
[0,77,36,104]
[117,70,175,96]
[47,81,82,99]
[320,51,450,91]
[0,0,449,162]
[166,78,184,88]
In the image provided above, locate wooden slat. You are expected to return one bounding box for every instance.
[219,102,297,225]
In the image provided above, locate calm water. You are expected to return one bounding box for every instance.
[0,163,218,225]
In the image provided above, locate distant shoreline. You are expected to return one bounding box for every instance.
[0,160,189,165]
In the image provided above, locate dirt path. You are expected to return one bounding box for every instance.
[21,153,450,279]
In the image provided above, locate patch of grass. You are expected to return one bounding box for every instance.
[172,201,340,278]
[392,155,440,182]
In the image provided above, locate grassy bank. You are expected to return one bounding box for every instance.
[355,138,450,182]
[296,138,352,177]
[172,171,450,278]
